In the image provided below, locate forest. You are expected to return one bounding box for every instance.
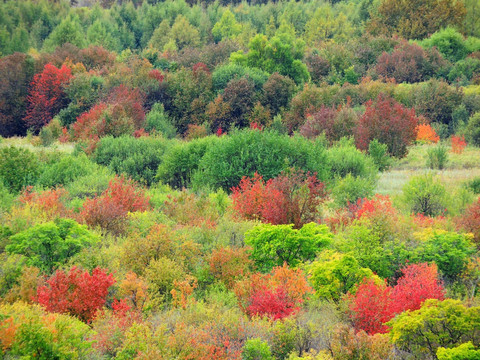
[0,0,480,358]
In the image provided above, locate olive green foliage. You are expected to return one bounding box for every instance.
[413,231,476,281]
[327,139,378,180]
[6,218,98,273]
[426,145,449,170]
[192,129,330,192]
[94,135,171,186]
[156,136,220,189]
[212,63,269,92]
[243,338,274,360]
[401,173,447,216]
[145,103,177,139]
[0,302,93,359]
[309,250,374,302]
[0,146,40,193]
[368,139,392,172]
[38,154,103,188]
[331,174,376,207]
[245,222,333,272]
[466,113,480,146]
[389,299,480,359]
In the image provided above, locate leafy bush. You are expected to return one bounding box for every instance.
[192,129,329,192]
[426,145,449,169]
[243,338,274,360]
[144,103,177,138]
[0,146,40,193]
[465,112,480,146]
[401,174,447,216]
[37,266,115,322]
[0,302,93,359]
[245,222,332,272]
[94,135,170,186]
[368,139,392,171]
[456,198,480,245]
[7,218,98,273]
[331,174,376,207]
[327,138,378,179]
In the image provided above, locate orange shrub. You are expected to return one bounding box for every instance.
[416,123,439,143]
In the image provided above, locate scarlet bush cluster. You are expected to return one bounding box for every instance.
[349,263,445,334]
[231,169,327,228]
[355,94,419,157]
[451,135,467,154]
[37,266,115,323]
[456,198,480,244]
[23,63,72,132]
[81,176,150,234]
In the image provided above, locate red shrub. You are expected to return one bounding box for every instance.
[231,169,327,229]
[451,135,467,154]
[299,106,337,140]
[456,198,480,245]
[390,263,445,314]
[350,263,445,335]
[209,247,253,289]
[37,266,115,323]
[19,187,70,220]
[148,69,164,83]
[81,176,150,234]
[247,286,297,320]
[355,94,419,157]
[23,63,72,132]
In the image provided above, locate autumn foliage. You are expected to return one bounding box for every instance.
[456,198,480,244]
[355,94,419,157]
[349,263,445,334]
[416,123,440,143]
[451,135,467,154]
[231,169,327,228]
[24,63,72,132]
[36,266,115,323]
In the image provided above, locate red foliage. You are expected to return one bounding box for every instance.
[456,197,480,245]
[19,187,70,220]
[72,103,108,153]
[349,278,393,335]
[231,169,327,228]
[350,194,396,220]
[247,286,297,320]
[36,266,115,323]
[133,128,149,138]
[148,69,164,83]
[192,62,210,76]
[106,85,145,130]
[249,122,263,131]
[451,135,467,154]
[299,105,337,140]
[209,247,253,289]
[355,94,419,157]
[81,176,150,234]
[390,263,445,314]
[416,123,439,143]
[216,127,224,136]
[23,63,72,132]
[349,263,445,335]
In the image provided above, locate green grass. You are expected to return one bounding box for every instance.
[0,136,75,154]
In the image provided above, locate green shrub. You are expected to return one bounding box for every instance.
[426,145,449,169]
[39,127,54,147]
[245,222,333,273]
[331,174,376,207]
[192,129,329,192]
[327,138,377,179]
[0,146,40,193]
[156,136,220,189]
[145,103,177,139]
[38,154,103,188]
[94,135,171,186]
[6,218,98,273]
[212,63,269,91]
[65,166,114,200]
[368,139,392,171]
[243,338,274,360]
[468,177,480,194]
[437,342,480,360]
[465,112,480,146]
[401,173,447,216]
[0,180,15,213]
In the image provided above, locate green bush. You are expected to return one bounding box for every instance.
[426,145,449,170]
[6,218,98,273]
[192,129,329,192]
[368,139,392,171]
[0,146,40,193]
[64,166,115,200]
[331,174,376,207]
[38,154,103,188]
[468,177,480,194]
[94,135,171,186]
[145,103,177,139]
[437,342,480,360]
[0,180,15,213]
[465,112,480,146]
[401,173,447,216]
[212,63,269,92]
[245,222,332,273]
[39,127,54,147]
[327,138,377,179]
[243,338,274,360]
[156,136,220,189]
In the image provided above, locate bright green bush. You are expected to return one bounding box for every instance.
[145,103,177,139]
[243,338,274,360]
[331,174,376,207]
[245,222,332,272]
[401,173,447,216]
[192,129,329,192]
[212,63,269,91]
[327,139,377,179]
[94,135,171,186]
[156,136,220,189]
[426,145,449,170]
[437,342,480,360]
[368,139,392,172]
[0,146,40,193]
[6,218,98,273]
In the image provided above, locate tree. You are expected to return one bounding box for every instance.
[262,72,296,115]
[368,0,467,39]
[43,16,86,52]
[37,266,115,323]
[388,299,480,359]
[23,63,72,132]
[212,9,242,42]
[7,218,98,273]
[355,94,419,157]
[0,53,35,136]
[0,146,39,193]
[244,222,332,272]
